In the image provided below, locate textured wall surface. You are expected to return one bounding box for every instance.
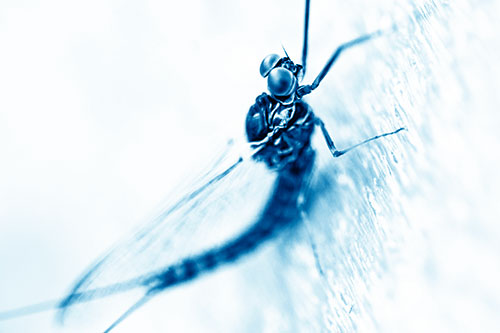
[1,0,499,332]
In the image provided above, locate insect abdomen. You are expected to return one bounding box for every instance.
[148,149,315,293]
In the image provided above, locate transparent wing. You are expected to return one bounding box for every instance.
[58,141,277,328]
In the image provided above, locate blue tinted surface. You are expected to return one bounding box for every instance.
[1,0,500,332]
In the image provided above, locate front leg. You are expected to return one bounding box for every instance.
[316,117,405,158]
[316,118,346,157]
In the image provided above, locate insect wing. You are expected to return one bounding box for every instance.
[58,142,277,328]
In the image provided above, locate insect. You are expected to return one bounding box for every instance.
[0,0,404,331]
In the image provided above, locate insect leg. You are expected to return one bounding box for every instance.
[297,29,387,98]
[316,118,405,158]
[301,0,311,74]
[310,30,384,90]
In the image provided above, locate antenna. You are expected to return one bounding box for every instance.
[281,44,290,59]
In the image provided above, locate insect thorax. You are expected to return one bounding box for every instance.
[246,93,315,169]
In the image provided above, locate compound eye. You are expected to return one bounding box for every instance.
[267,67,297,97]
[260,54,281,78]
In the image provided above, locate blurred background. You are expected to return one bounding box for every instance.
[1,0,499,331]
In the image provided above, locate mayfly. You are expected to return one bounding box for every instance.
[0,0,404,331]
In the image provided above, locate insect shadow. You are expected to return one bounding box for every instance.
[0,0,404,331]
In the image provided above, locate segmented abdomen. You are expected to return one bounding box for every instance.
[147,148,315,293]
